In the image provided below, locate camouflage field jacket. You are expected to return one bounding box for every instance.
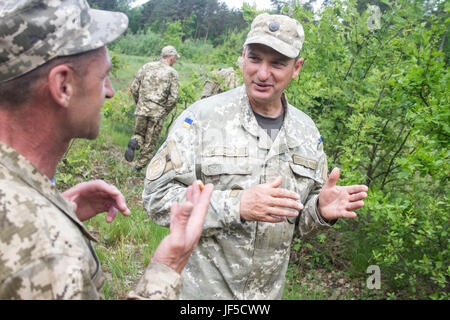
[0,142,181,299]
[131,60,179,118]
[142,86,333,299]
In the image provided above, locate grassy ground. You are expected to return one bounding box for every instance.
[55,52,389,300]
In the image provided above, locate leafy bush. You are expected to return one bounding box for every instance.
[286,0,449,299]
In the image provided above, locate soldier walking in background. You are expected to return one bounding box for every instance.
[125,46,180,171]
[201,66,240,99]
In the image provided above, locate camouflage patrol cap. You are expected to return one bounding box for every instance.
[0,0,129,83]
[161,45,180,58]
[244,13,304,59]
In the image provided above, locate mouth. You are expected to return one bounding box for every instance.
[252,81,273,91]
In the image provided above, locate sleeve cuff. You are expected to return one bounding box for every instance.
[127,262,182,300]
[315,196,337,226]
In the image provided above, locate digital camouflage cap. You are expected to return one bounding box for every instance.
[244,13,304,59]
[161,45,180,58]
[0,0,129,83]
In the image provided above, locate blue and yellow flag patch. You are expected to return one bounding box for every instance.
[183,117,193,129]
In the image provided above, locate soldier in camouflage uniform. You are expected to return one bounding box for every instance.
[125,46,180,171]
[0,0,213,300]
[143,13,369,299]
[201,67,240,99]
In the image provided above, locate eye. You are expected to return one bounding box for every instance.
[248,55,261,62]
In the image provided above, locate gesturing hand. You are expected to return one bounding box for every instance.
[240,176,303,223]
[62,180,131,223]
[318,168,368,220]
[151,181,214,274]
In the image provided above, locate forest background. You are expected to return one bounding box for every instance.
[56,0,448,299]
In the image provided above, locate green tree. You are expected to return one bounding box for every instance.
[286,0,448,299]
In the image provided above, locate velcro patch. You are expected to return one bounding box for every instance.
[292,155,318,170]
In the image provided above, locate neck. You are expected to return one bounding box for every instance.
[0,104,70,179]
[248,95,283,118]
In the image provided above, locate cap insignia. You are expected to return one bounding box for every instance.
[269,21,280,32]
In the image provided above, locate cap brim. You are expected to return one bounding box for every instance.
[59,9,128,56]
[244,36,299,59]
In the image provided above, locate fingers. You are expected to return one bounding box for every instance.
[106,207,118,223]
[266,206,299,218]
[186,185,193,203]
[189,180,202,205]
[270,197,303,211]
[346,200,365,211]
[325,167,340,188]
[270,188,300,200]
[267,176,282,188]
[188,183,214,232]
[345,185,369,195]
[341,211,357,219]
[168,202,187,244]
[349,191,368,202]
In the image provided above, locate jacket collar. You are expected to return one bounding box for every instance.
[0,141,97,242]
[239,87,302,157]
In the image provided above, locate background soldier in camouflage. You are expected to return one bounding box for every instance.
[0,0,213,300]
[201,67,240,99]
[125,46,180,171]
[143,13,369,299]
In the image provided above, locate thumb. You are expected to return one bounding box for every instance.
[325,168,340,188]
[267,176,282,188]
[169,202,192,242]
[70,201,78,213]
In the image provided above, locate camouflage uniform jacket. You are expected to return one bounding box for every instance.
[0,142,181,299]
[131,60,179,118]
[142,86,333,300]
[201,67,240,99]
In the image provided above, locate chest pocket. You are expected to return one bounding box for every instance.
[289,154,321,204]
[200,146,252,189]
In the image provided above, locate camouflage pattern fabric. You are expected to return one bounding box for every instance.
[0,0,128,83]
[130,60,179,117]
[0,141,181,299]
[130,60,179,168]
[201,67,240,99]
[244,13,304,59]
[131,115,166,169]
[142,86,333,300]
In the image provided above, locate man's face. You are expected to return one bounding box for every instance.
[241,44,302,107]
[71,47,114,140]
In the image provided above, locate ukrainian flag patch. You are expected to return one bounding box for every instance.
[183,117,193,129]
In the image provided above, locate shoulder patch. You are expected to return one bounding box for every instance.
[146,152,167,181]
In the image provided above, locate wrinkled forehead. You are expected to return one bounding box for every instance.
[245,43,292,62]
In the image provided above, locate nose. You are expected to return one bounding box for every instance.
[257,62,270,81]
[105,77,115,99]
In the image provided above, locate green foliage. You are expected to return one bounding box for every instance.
[110,28,162,57]
[285,0,449,299]
[161,20,184,49]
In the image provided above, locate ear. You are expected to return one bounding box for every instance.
[291,57,304,79]
[47,64,75,108]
